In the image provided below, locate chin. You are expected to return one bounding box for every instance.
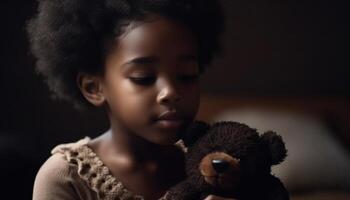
[147,121,188,145]
[152,132,180,146]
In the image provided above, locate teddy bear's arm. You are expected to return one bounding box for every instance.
[263,175,289,200]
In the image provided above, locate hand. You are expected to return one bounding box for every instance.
[204,195,237,200]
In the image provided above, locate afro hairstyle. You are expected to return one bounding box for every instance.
[27,0,224,108]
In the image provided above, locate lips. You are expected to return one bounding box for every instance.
[156,111,185,129]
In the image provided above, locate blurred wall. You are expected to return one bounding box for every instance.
[201,0,347,95]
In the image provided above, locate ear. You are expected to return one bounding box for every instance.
[181,120,210,147]
[77,73,106,107]
[261,131,287,165]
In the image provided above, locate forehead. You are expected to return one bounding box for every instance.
[114,16,198,59]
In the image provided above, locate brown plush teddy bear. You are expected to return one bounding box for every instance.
[162,121,289,200]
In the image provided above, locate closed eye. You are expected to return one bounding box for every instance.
[129,76,156,85]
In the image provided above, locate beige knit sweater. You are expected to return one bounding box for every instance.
[33,137,187,200]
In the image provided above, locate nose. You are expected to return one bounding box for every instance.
[212,159,230,174]
[156,80,181,105]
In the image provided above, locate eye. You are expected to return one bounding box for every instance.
[178,74,199,83]
[129,76,156,85]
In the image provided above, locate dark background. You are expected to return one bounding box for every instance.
[0,0,347,199]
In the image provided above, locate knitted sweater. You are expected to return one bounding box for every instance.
[32,137,187,200]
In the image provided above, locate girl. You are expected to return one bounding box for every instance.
[28,0,231,199]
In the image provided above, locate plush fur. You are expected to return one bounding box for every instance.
[164,121,289,200]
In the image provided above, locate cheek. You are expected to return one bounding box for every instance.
[186,84,200,97]
[182,84,200,110]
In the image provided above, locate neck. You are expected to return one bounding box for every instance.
[106,119,175,164]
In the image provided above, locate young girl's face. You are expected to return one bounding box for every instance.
[101,16,200,145]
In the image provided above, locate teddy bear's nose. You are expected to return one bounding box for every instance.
[212,159,229,173]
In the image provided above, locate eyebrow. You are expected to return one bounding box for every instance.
[124,56,158,66]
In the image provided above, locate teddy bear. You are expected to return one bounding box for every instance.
[162,121,289,200]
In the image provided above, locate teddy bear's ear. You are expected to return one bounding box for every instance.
[181,120,210,147]
[261,131,287,166]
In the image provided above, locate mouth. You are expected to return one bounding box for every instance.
[155,111,185,130]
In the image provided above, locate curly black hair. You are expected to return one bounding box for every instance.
[27,0,224,107]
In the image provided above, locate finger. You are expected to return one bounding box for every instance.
[204,194,237,200]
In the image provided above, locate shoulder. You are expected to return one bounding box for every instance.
[34,153,74,183]
[33,153,80,200]
[33,137,96,200]
[34,137,145,200]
